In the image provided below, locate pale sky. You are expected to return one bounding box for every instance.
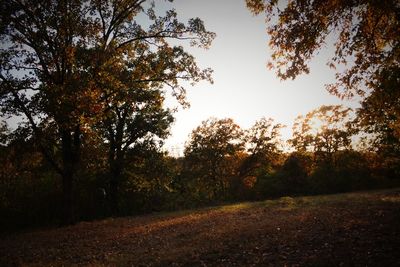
[162,0,360,155]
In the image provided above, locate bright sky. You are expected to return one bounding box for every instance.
[162,0,360,156]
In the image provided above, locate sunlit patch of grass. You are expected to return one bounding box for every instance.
[207,188,400,215]
[277,196,297,210]
[214,196,301,213]
[215,194,350,214]
[216,202,255,212]
[381,195,400,203]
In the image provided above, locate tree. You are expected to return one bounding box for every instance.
[290,105,354,164]
[240,117,284,178]
[356,67,400,177]
[0,0,215,223]
[98,85,173,214]
[279,151,313,194]
[246,0,400,157]
[92,11,215,212]
[184,118,244,200]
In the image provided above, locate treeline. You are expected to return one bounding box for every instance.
[1,105,399,230]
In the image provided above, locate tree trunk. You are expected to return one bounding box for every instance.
[109,160,122,215]
[61,166,74,225]
[60,126,81,225]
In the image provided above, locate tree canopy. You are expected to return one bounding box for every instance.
[246,0,400,95]
[246,0,400,156]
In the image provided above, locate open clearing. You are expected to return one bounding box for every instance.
[1,188,399,266]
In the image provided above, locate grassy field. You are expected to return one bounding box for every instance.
[1,188,399,266]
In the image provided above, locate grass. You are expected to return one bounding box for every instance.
[1,188,399,266]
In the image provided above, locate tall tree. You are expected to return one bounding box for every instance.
[91,4,214,214]
[1,0,96,224]
[0,0,214,223]
[246,0,400,155]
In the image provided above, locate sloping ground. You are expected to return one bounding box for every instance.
[1,189,399,266]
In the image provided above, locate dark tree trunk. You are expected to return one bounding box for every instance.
[61,167,74,225]
[60,126,81,225]
[109,160,122,215]
[108,115,126,216]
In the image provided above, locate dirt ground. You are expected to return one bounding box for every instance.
[1,188,399,266]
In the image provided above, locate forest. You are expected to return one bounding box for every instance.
[0,0,399,251]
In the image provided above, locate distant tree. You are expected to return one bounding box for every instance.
[290,105,354,164]
[240,117,284,178]
[184,118,244,200]
[0,0,214,223]
[272,151,313,195]
[246,0,400,160]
